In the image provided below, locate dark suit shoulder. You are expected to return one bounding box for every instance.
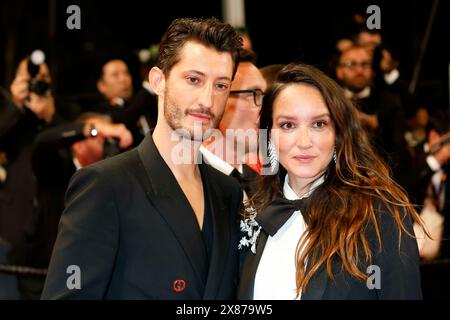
[368,197,422,299]
[43,155,125,299]
[64,148,142,220]
[371,198,414,241]
[75,147,141,185]
[365,198,418,258]
[87,146,139,171]
[203,164,242,197]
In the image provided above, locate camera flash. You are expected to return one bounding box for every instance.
[30,50,45,65]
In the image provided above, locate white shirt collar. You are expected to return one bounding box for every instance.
[199,145,243,175]
[73,157,82,171]
[344,86,371,100]
[283,174,325,200]
[384,69,400,85]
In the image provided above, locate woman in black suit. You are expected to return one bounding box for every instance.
[238,63,426,300]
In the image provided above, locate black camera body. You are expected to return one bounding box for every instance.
[27,50,51,96]
[429,133,450,154]
[103,138,121,159]
[28,78,51,96]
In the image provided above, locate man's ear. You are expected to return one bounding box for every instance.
[148,67,165,96]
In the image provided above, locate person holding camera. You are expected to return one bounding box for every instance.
[408,111,450,260]
[0,57,61,248]
[9,58,55,123]
[8,112,133,299]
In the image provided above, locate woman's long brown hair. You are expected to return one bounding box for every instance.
[250,63,426,297]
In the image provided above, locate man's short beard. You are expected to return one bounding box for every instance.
[163,89,223,141]
[346,77,371,93]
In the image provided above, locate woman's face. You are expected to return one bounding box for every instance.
[271,84,335,187]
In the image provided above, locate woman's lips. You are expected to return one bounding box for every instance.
[293,155,316,163]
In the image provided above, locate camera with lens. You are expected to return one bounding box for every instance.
[103,138,121,159]
[28,78,51,96]
[88,123,122,159]
[429,132,450,155]
[27,50,51,96]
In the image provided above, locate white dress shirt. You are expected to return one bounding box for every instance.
[73,157,82,171]
[199,145,248,202]
[199,145,243,175]
[344,86,371,100]
[253,174,324,300]
[384,69,400,85]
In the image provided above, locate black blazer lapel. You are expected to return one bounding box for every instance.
[241,164,260,198]
[237,231,268,299]
[136,134,208,292]
[201,164,232,299]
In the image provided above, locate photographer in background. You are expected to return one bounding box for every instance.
[409,110,450,300]
[93,57,156,146]
[0,53,62,248]
[92,58,134,118]
[411,111,450,260]
[8,112,132,299]
[10,52,55,123]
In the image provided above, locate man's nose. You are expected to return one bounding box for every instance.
[198,84,213,109]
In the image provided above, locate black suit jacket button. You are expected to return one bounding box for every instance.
[173,279,186,293]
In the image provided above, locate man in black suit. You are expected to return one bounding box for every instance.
[112,83,158,145]
[355,29,419,120]
[336,46,409,181]
[408,111,450,299]
[8,114,132,299]
[411,112,450,259]
[41,17,242,299]
[93,58,156,147]
[0,58,59,247]
[200,50,266,201]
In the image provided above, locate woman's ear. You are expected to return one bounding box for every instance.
[148,67,165,96]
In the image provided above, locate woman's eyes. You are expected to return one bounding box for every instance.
[313,120,328,129]
[278,120,328,130]
[280,122,295,130]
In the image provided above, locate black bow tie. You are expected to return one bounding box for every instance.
[230,167,254,195]
[255,198,308,236]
